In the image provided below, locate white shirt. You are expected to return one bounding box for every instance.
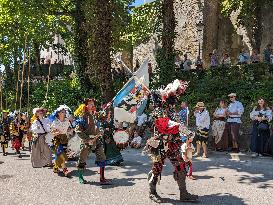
[194,109,210,129]
[183,59,192,70]
[227,101,244,123]
[132,136,142,145]
[51,119,71,134]
[214,108,226,118]
[250,107,272,122]
[137,113,147,126]
[31,118,51,134]
[181,143,195,162]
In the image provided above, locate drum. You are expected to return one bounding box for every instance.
[113,130,129,150]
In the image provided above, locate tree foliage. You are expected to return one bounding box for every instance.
[221,0,273,50]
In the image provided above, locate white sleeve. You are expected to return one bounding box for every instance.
[30,120,40,133]
[266,109,272,122]
[237,102,244,115]
[250,108,257,120]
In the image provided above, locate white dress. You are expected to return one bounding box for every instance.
[212,108,226,144]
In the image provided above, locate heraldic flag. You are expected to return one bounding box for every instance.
[113,76,149,123]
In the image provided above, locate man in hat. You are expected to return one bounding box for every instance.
[76,98,111,185]
[193,102,210,158]
[0,110,12,156]
[225,93,244,153]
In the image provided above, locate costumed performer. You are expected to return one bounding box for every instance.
[10,112,25,158]
[30,108,53,168]
[101,109,124,166]
[75,98,112,185]
[50,105,72,176]
[0,110,12,156]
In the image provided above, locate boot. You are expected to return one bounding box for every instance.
[2,145,7,156]
[174,171,199,202]
[78,168,87,184]
[148,171,161,203]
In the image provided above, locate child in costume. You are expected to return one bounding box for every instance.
[130,131,142,149]
[181,135,196,180]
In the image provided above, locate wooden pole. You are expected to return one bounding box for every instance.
[15,64,21,110]
[19,36,27,112]
[27,49,31,115]
[45,61,52,102]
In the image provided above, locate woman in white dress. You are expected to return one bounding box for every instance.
[212,100,228,151]
[31,108,52,168]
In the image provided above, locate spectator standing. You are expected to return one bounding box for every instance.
[210,50,218,70]
[270,49,273,64]
[195,56,204,71]
[250,50,261,63]
[179,102,190,126]
[250,99,272,157]
[238,49,249,65]
[182,54,192,71]
[221,53,231,67]
[212,100,228,151]
[193,102,210,158]
[263,44,272,63]
[224,93,244,153]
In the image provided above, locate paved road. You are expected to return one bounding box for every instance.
[0,146,273,205]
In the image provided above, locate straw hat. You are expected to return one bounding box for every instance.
[228,93,237,97]
[33,107,47,115]
[195,102,205,109]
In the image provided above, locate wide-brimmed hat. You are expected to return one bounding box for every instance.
[228,93,237,97]
[195,102,205,108]
[33,107,47,115]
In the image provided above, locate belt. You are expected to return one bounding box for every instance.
[228,117,241,119]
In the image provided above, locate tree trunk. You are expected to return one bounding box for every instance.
[252,1,262,52]
[92,0,114,102]
[74,0,93,89]
[162,0,176,57]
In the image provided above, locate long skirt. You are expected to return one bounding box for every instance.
[31,134,52,168]
[250,121,270,154]
[265,135,273,156]
[212,120,227,150]
[52,134,68,169]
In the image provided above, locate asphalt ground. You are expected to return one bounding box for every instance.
[0,145,273,205]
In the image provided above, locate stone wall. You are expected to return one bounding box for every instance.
[133,0,273,67]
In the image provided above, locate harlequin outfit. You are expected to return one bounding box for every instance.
[10,115,25,158]
[50,106,71,176]
[74,99,111,185]
[0,111,12,156]
[146,111,198,202]
[102,118,123,166]
[30,108,52,168]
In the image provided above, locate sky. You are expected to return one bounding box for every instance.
[133,0,154,6]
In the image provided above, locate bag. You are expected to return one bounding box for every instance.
[258,122,269,131]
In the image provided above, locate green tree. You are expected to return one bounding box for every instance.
[221,0,273,51]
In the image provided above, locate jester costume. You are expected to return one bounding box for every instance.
[146,80,198,202]
[0,110,11,156]
[146,109,198,202]
[75,99,111,184]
